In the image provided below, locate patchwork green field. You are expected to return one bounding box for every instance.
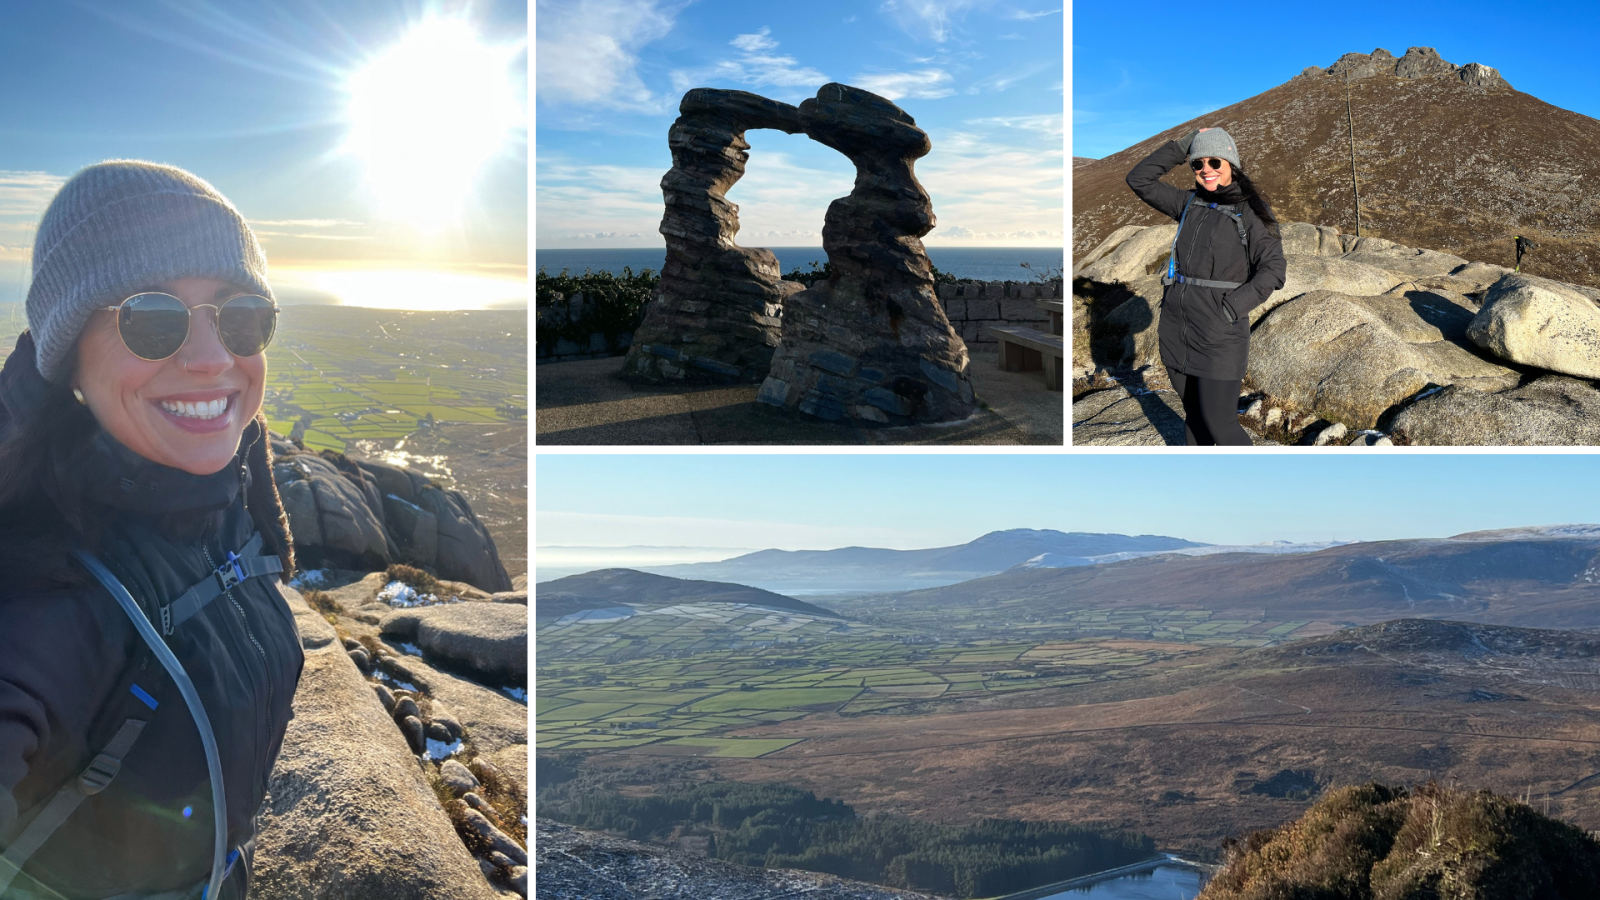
[265,305,526,453]
[535,635,1208,754]
[536,600,903,660]
[830,597,1322,648]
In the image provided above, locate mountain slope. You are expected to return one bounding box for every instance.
[855,531,1600,629]
[644,529,1208,593]
[1074,47,1600,289]
[534,568,840,621]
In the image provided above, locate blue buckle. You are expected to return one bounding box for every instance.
[215,552,245,592]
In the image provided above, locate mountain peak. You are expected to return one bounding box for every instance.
[1293,46,1510,90]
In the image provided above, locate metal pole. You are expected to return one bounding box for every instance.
[1346,77,1361,237]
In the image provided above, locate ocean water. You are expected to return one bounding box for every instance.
[536,246,1063,283]
[1038,864,1204,899]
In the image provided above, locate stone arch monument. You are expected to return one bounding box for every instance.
[621,83,976,425]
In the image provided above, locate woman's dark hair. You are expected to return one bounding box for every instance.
[0,356,106,584]
[1231,166,1279,234]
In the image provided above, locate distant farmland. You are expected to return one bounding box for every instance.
[265,305,525,453]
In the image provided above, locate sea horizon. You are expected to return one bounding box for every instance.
[536,246,1064,284]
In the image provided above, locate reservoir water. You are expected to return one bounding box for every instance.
[536,246,1064,283]
[1035,863,1204,899]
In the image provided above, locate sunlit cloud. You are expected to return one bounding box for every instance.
[0,171,66,218]
[249,218,364,228]
[536,0,681,111]
[1006,6,1061,19]
[965,113,1064,134]
[853,68,955,100]
[879,0,985,43]
[669,27,828,98]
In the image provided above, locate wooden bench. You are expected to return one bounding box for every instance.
[990,325,1064,391]
[1037,299,1064,336]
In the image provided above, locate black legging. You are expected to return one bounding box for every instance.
[1167,369,1251,446]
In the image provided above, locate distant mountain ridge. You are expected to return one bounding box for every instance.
[642,529,1208,594]
[858,527,1600,629]
[534,568,841,621]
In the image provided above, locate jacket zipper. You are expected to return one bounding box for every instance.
[204,545,274,715]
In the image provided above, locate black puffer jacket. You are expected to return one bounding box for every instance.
[0,334,302,899]
[1126,140,1287,380]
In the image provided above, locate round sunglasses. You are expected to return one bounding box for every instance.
[1190,158,1228,172]
[98,292,279,361]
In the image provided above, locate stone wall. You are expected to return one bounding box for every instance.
[937,280,1063,350]
[534,291,632,364]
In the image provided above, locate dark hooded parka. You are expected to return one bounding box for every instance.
[0,332,302,900]
[1125,140,1287,381]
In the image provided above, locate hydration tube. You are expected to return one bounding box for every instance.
[75,551,228,900]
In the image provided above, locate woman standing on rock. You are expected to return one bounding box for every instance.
[0,162,301,900]
[1126,127,1286,445]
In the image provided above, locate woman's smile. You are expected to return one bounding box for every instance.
[154,389,239,433]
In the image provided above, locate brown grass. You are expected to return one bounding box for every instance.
[302,588,343,627]
[385,563,442,597]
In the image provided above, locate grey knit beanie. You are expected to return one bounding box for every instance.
[1188,128,1241,169]
[25,160,273,382]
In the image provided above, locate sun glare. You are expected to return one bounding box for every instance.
[345,18,521,230]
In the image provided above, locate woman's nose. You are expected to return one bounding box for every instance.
[176,308,233,375]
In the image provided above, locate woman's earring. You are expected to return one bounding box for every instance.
[72,387,87,405]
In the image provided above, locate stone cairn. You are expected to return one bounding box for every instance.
[758,84,976,424]
[621,89,806,383]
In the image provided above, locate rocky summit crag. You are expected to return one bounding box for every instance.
[1073,47,1600,290]
[623,83,975,425]
[1074,219,1600,446]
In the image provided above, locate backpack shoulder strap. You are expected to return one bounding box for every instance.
[71,551,230,900]
[0,718,150,895]
[159,532,283,636]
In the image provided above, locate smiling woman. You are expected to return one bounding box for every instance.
[344,17,523,230]
[0,161,300,900]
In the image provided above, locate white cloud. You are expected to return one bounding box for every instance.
[1006,6,1061,19]
[535,0,681,111]
[0,171,66,219]
[249,218,364,228]
[964,113,1064,135]
[918,137,1063,245]
[729,27,779,53]
[966,62,1051,94]
[879,0,984,42]
[853,68,955,100]
[672,27,828,95]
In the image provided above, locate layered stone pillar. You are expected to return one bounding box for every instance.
[757,84,976,423]
[621,89,805,383]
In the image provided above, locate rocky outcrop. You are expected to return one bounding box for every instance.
[252,588,506,900]
[1390,376,1600,446]
[621,89,806,383]
[271,437,512,592]
[758,84,976,424]
[1248,289,1519,429]
[1075,222,1600,445]
[535,819,938,900]
[1468,273,1600,379]
[380,602,527,686]
[1297,46,1512,90]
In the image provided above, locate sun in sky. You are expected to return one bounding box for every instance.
[344,16,524,231]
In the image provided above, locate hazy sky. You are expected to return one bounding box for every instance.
[0,1,527,310]
[538,453,1600,564]
[1074,0,1600,159]
[535,0,1064,250]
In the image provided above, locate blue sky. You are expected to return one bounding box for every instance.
[0,1,526,310]
[535,0,1064,249]
[538,453,1600,569]
[1074,0,1600,159]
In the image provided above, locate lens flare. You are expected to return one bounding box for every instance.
[344,18,522,230]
